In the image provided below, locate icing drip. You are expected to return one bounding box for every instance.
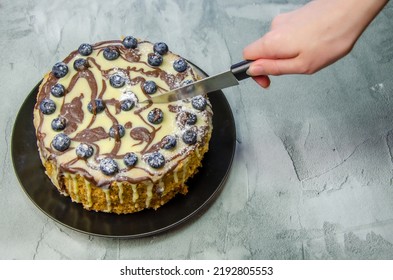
[157,179,165,195]
[145,183,153,208]
[195,146,200,158]
[118,183,124,204]
[103,189,112,212]
[131,184,139,203]
[182,158,189,182]
[85,180,93,207]
[71,174,80,202]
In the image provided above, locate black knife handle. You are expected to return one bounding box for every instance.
[230,60,253,81]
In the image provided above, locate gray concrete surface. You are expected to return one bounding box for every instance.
[1,0,393,259]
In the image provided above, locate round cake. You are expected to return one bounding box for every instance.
[33,36,213,214]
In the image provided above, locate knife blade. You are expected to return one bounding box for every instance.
[141,60,253,103]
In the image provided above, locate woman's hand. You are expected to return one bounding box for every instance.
[243,0,388,88]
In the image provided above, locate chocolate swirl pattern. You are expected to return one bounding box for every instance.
[33,38,213,214]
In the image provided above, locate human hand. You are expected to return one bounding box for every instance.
[243,0,388,88]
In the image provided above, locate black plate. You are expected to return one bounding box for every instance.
[11,67,236,238]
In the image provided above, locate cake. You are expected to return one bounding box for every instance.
[33,36,213,214]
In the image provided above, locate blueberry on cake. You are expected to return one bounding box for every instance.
[33,37,213,214]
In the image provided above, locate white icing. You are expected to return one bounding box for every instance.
[118,183,124,204]
[36,40,213,185]
[182,158,189,182]
[131,184,139,203]
[102,189,112,212]
[71,175,80,202]
[85,180,93,208]
[145,183,153,208]
[157,179,165,194]
[195,146,200,158]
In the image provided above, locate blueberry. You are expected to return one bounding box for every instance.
[75,143,94,159]
[120,99,135,111]
[191,95,207,111]
[51,116,67,131]
[143,80,157,95]
[52,62,68,78]
[87,99,105,114]
[181,79,193,86]
[162,135,177,150]
[109,73,126,88]
[147,53,163,67]
[109,124,125,139]
[50,83,65,97]
[173,58,188,72]
[122,36,138,49]
[148,108,164,124]
[78,43,93,56]
[180,79,195,94]
[146,152,165,169]
[52,133,71,152]
[153,42,168,55]
[73,58,89,71]
[103,47,119,60]
[40,99,56,115]
[124,152,138,167]
[99,157,119,176]
[182,129,197,145]
[177,111,197,126]
[186,112,197,125]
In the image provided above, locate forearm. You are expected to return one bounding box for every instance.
[327,0,388,42]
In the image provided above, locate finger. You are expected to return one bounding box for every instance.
[243,32,298,60]
[243,36,274,60]
[252,75,271,89]
[247,58,304,76]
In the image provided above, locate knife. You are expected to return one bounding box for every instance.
[141,60,253,103]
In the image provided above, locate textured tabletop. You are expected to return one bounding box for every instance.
[1,0,393,259]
